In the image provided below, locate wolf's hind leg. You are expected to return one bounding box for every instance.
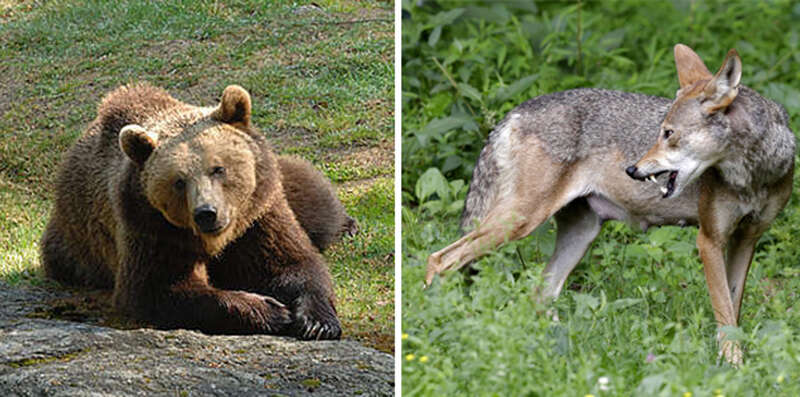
[539,197,602,299]
[426,196,567,286]
[426,145,580,286]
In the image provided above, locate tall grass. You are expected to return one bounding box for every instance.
[402,0,800,394]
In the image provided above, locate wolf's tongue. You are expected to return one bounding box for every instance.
[663,171,678,197]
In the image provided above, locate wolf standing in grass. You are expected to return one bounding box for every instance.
[426,44,795,365]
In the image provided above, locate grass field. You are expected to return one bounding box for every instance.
[0,0,393,353]
[402,0,800,395]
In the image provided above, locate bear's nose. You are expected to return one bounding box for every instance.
[193,204,218,232]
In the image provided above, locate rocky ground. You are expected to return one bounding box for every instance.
[0,282,394,396]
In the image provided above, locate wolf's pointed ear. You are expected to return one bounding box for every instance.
[119,124,159,165]
[212,85,251,128]
[674,44,713,88]
[701,49,741,114]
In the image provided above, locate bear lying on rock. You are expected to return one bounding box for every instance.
[41,83,355,340]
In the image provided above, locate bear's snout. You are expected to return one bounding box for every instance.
[193,204,221,233]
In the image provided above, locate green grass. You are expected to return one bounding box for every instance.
[328,177,394,351]
[0,185,49,284]
[0,0,393,352]
[402,0,800,394]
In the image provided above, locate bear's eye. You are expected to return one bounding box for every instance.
[173,178,186,191]
[211,166,226,177]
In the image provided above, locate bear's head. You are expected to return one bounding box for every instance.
[119,85,277,254]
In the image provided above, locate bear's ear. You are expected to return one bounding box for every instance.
[119,124,159,165]
[212,85,251,128]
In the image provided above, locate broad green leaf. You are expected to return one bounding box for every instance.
[492,74,538,104]
[457,82,482,103]
[440,154,461,173]
[415,116,472,146]
[415,167,450,203]
[638,373,666,395]
[428,25,442,47]
[447,199,464,214]
[427,8,465,29]
[573,293,599,319]
[607,298,643,312]
[449,179,465,194]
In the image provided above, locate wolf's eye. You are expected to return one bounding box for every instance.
[663,129,674,139]
[211,166,226,177]
[173,178,186,191]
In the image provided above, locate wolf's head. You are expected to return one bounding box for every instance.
[626,44,741,198]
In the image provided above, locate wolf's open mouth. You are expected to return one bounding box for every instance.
[646,170,678,198]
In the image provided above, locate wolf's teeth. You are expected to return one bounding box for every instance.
[648,175,658,183]
[660,186,668,195]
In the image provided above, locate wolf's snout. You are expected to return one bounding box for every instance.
[193,204,218,232]
[625,165,640,179]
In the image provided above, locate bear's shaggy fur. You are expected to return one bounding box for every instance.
[279,156,358,251]
[41,83,353,339]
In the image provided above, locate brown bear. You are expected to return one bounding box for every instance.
[280,156,358,252]
[40,83,354,340]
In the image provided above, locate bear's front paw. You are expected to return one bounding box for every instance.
[299,317,341,340]
[291,295,341,340]
[234,291,292,333]
[261,295,293,331]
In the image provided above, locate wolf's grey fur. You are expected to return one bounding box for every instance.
[461,117,504,231]
[430,45,796,366]
[515,89,672,164]
[462,88,674,230]
[462,87,794,229]
[711,86,794,194]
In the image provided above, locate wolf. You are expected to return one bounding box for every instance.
[425,44,795,365]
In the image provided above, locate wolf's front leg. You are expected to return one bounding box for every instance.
[725,173,793,322]
[697,228,742,366]
[725,226,764,322]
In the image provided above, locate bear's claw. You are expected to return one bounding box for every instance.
[298,318,341,340]
[291,295,341,340]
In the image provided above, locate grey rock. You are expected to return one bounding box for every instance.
[0,282,394,396]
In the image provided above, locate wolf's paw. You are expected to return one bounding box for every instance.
[719,339,743,367]
[425,253,442,287]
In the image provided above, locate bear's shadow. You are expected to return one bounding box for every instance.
[29,288,146,330]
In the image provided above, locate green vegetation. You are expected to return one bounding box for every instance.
[402,0,800,394]
[6,350,85,368]
[0,0,393,352]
